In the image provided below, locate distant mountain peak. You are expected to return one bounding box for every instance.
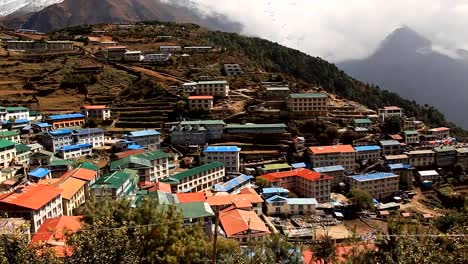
[379,26,431,52]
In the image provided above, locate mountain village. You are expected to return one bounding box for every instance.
[0,22,466,260]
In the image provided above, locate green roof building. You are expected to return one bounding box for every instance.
[91,171,135,199]
[161,161,225,192]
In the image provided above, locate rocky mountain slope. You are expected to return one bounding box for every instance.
[0,0,242,33]
[0,0,62,16]
[338,27,468,128]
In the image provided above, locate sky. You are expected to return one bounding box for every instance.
[180,0,468,62]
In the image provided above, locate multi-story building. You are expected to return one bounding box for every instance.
[379,140,402,155]
[179,120,225,140]
[73,128,105,148]
[195,81,229,97]
[182,82,197,94]
[349,172,399,199]
[353,118,372,128]
[406,150,435,168]
[15,144,31,165]
[80,105,111,121]
[123,50,143,62]
[313,165,345,186]
[265,87,290,99]
[0,184,63,233]
[0,130,20,143]
[307,145,356,172]
[223,64,243,76]
[265,196,318,216]
[134,150,171,181]
[384,154,410,165]
[225,123,288,134]
[55,177,86,216]
[45,114,85,129]
[403,130,419,144]
[354,145,381,162]
[417,170,440,182]
[0,139,17,167]
[456,148,468,171]
[287,93,329,116]
[125,129,161,151]
[110,156,154,182]
[433,146,458,167]
[259,168,332,203]
[5,106,29,121]
[201,146,241,173]
[6,40,73,51]
[184,46,213,52]
[188,96,214,111]
[57,143,93,159]
[219,207,270,244]
[41,129,74,153]
[159,45,182,52]
[91,171,136,199]
[170,124,207,145]
[388,163,415,189]
[207,187,264,215]
[162,161,225,192]
[105,46,128,60]
[425,127,450,140]
[143,53,171,62]
[378,106,403,122]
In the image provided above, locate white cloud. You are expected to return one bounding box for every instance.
[181,0,468,62]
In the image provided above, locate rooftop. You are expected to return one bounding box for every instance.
[0,139,15,149]
[419,170,439,176]
[433,146,457,153]
[75,162,100,171]
[350,172,398,182]
[262,163,292,171]
[290,93,328,99]
[29,167,51,178]
[180,120,226,126]
[309,145,356,154]
[0,184,62,210]
[204,146,241,153]
[5,106,28,112]
[313,165,346,173]
[262,187,290,194]
[134,150,170,161]
[197,80,228,85]
[212,174,253,192]
[406,150,435,155]
[62,168,97,182]
[74,128,104,136]
[15,144,31,154]
[81,105,109,110]
[175,201,214,219]
[207,188,263,206]
[170,162,224,182]
[91,171,131,189]
[354,145,381,152]
[379,140,401,146]
[47,113,85,120]
[175,192,206,203]
[59,143,92,151]
[429,127,450,132]
[0,130,20,138]
[388,163,414,170]
[127,129,160,137]
[381,106,402,111]
[219,207,270,237]
[260,168,333,183]
[110,156,152,171]
[57,177,86,200]
[384,154,409,160]
[226,123,287,129]
[48,129,73,136]
[404,130,419,135]
[353,118,372,124]
[188,96,214,100]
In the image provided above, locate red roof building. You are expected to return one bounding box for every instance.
[219,206,270,244]
[31,216,82,257]
[307,145,356,172]
[259,168,332,202]
[206,188,264,215]
[176,192,206,203]
[188,95,214,111]
[0,184,63,233]
[114,149,148,159]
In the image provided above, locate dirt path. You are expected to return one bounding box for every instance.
[130,66,186,83]
[400,188,441,216]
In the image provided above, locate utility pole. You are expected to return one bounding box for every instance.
[212,209,219,264]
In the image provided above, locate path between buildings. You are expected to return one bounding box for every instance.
[130,66,189,83]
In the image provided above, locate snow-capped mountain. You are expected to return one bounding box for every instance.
[0,0,63,16]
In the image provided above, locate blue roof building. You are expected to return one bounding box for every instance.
[46,113,85,130]
[350,172,398,182]
[354,145,381,152]
[29,167,51,179]
[203,146,241,153]
[350,172,400,199]
[261,187,290,199]
[291,162,306,169]
[47,113,85,120]
[313,165,345,173]
[387,163,414,170]
[264,195,318,216]
[212,174,253,193]
[57,143,92,159]
[202,145,241,173]
[126,130,161,151]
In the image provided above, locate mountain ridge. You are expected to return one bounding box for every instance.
[338,27,468,128]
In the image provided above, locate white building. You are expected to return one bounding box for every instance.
[202,146,241,173]
[188,96,214,111]
[378,106,403,122]
[403,130,419,144]
[57,143,93,159]
[162,162,225,192]
[41,129,74,153]
[5,107,29,121]
[124,51,143,62]
[73,128,105,148]
[126,129,161,151]
[0,130,21,143]
[134,150,171,181]
[0,139,17,167]
[349,172,399,199]
[418,170,440,182]
[80,105,111,121]
[182,82,197,94]
[143,53,171,62]
[195,80,229,97]
[287,93,329,116]
[0,184,63,233]
[159,45,182,52]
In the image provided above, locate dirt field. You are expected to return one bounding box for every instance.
[314,224,352,240]
[400,188,442,216]
[344,219,388,238]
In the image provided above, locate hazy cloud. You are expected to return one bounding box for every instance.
[180,0,468,62]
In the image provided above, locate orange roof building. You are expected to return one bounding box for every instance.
[31,216,82,257]
[188,95,214,111]
[206,188,264,215]
[219,207,270,244]
[176,192,206,203]
[259,169,332,203]
[114,149,147,159]
[0,184,63,233]
[62,168,98,184]
[307,145,356,172]
[56,177,86,216]
[80,105,111,121]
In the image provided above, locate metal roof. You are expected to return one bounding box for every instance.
[171,162,224,181]
[388,163,414,170]
[350,172,398,182]
[226,123,287,129]
[262,187,289,194]
[212,174,253,192]
[379,140,401,146]
[290,93,328,99]
[418,170,439,176]
[204,146,241,153]
[48,113,84,120]
[73,128,104,136]
[291,162,306,169]
[127,129,160,137]
[313,165,345,173]
[29,167,51,178]
[91,171,131,189]
[180,120,226,126]
[59,143,92,151]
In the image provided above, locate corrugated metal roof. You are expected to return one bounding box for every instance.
[212,174,253,192]
[379,140,401,146]
[59,143,92,151]
[290,93,328,99]
[204,146,241,153]
[388,163,414,170]
[29,167,51,178]
[127,129,160,137]
[313,165,345,173]
[350,172,398,182]
[171,162,224,181]
[48,113,84,120]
